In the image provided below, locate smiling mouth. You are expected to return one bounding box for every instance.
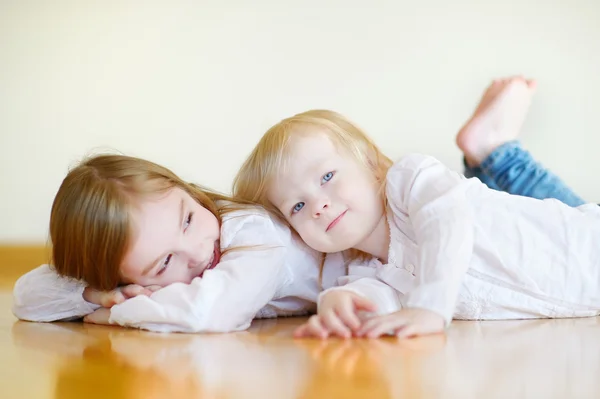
[199,243,221,278]
[326,210,347,232]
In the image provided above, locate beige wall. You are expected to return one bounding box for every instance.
[1,0,599,242]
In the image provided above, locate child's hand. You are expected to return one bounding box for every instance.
[357,308,445,339]
[294,290,377,339]
[83,307,112,325]
[83,284,160,308]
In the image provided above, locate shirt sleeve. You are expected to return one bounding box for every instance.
[108,212,289,333]
[12,264,100,322]
[386,154,475,324]
[319,259,404,316]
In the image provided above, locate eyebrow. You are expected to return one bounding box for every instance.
[141,197,184,276]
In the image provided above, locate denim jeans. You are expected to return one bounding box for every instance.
[463,141,586,207]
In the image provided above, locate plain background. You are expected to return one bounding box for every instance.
[1,0,599,242]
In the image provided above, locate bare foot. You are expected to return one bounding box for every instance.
[456,76,537,167]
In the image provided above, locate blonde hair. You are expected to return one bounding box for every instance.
[50,154,244,291]
[232,109,393,273]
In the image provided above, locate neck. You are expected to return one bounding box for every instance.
[354,214,389,263]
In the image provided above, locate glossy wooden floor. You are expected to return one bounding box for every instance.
[3,279,600,398]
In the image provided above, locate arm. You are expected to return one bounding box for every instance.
[321,262,403,316]
[108,213,289,333]
[12,264,100,322]
[294,262,402,339]
[386,154,475,324]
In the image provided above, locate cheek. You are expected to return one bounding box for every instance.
[332,178,358,197]
[295,219,322,241]
[158,275,186,286]
[119,264,142,285]
[288,217,306,237]
[348,178,379,206]
[156,267,195,286]
[196,210,220,238]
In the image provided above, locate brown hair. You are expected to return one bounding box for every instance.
[49,154,240,291]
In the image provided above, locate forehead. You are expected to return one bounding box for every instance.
[281,131,341,177]
[132,188,182,230]
[268,132,346,206]
[121,189,184,269]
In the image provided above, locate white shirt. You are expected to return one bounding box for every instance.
[12,205,347,333]
[15,154,600,331]
[328,153,600,324]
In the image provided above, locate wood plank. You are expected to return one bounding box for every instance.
[3,307,600,398]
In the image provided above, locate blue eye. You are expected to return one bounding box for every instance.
[322,172,334,184]
[292,202,305,214]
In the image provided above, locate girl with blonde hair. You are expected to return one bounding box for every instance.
[13,76,594,335]
[235,78,600,339]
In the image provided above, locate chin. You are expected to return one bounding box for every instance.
[303,235,354,254]
[315,242,353,254]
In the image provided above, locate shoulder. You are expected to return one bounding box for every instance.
[385,153,445,197]
[220,205,292,249]
[385,153,446,183]
[385,153,471,213]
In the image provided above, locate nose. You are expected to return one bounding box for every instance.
[311,196,330,218]
[182,239,209,268]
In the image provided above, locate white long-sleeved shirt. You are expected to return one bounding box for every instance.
[328,153,600,324]
[18,154,600,331]
[12,205,349,333]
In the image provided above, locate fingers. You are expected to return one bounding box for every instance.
[83,287,112,306]
[334,296,369,332]
[321,292,377,334]
[120,284,152,298]
[294,313,358,340]
[352,296,377,313]
[83,284,158,309]
[297,308,446,341]
[357,314,406,338]
[294,316,329,339]
[105,291,126,307]
[336,304,362,331]
[293,323,310,338]
[83,307,112,325]
[145,285,163,293]
[83,287,125,307]
[395,324,418,339]
[322,311,352,338]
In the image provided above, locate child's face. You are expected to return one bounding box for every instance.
[119,187,221,287]
[267,131,383,253]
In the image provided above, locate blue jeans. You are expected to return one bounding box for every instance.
[463,141,586,207]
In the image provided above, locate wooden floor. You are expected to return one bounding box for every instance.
[3,277,600,398]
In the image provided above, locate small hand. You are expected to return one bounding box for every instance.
[357,308,445,339]
[83,307,112,325]
[83,284,157,308]
[294,290,377,339]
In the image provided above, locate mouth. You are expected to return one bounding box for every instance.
[199,242,221,278]
[326,210,347,232]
